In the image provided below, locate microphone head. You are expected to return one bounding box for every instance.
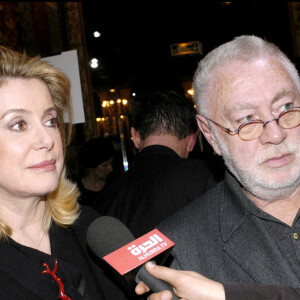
[86,216,176,296]
[87,216,135,258]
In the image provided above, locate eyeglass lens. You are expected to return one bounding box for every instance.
[239,109,300,140]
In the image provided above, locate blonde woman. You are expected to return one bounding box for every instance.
[0,46,124,299]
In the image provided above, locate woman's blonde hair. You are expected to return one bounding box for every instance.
[0,46,80,239]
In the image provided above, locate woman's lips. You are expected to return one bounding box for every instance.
[28,159,56,172]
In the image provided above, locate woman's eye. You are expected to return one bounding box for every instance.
[45,118,58,127]
[11,121,27,131]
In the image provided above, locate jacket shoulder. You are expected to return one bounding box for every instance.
[71,205,100,240]
[158,180,225,235]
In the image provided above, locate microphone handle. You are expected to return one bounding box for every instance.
[135,264,179,300]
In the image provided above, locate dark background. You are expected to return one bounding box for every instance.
[79,1,299,169]
[81,1,295,95]
[0,2,296,170]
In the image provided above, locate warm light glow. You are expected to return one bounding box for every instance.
[122,99,128,105]
[102,101,107,107]
[109,100,114,105]
[120,115,124,119]
[110,89,116,93]
[96,117,106,122]
[132,92,136,97]
[194,104,197,109]
[117,99,122,103]
[187,88,194,96]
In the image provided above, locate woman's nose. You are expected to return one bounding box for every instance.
[32,125,55,151]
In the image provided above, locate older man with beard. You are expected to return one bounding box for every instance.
[139,35,300,296]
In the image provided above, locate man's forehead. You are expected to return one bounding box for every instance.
[208,59,295,108]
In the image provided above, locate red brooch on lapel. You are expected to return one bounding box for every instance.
[42,259,72,300]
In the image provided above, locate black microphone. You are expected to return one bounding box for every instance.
[87,216,179,299]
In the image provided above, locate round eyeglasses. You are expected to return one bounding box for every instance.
[207,106,300,141]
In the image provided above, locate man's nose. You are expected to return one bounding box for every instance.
[259,119,287,145]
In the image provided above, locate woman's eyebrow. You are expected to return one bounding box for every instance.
[0,108,30,120]
[0,106,57,120]
[43,106,58,116]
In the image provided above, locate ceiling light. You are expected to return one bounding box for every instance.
[90,58,99,69]
[93,31,101,38]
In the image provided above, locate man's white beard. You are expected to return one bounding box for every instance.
[213,132,300,201]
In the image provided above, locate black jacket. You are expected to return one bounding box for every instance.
[0,205,127,299]
[225,283,300,300]
[158,171,300,286]
[94,145,222,238]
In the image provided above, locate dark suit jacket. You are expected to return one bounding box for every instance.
[158,171,300,287]
[224,283,300,300]
[94,145,223,238]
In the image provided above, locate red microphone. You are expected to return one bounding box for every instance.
[87,216,179,299]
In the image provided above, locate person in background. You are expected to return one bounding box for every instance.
[135,262,300,300]
[0,45,126,299]
[142,35,300,295]
[76,137,116,209]
[94,90,224,238]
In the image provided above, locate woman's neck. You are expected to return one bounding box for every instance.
[0,196,51,254]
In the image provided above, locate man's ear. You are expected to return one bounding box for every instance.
[196,114,222,156]
[131,127,141,150]
[187,130,200,153]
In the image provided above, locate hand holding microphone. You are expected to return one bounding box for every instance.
[135,262,226,300]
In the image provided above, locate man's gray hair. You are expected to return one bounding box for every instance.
[193,35,300,117]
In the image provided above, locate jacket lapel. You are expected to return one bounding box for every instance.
[223,215,300,285]
[221,172,300,286]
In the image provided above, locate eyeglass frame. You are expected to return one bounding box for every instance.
[206,106,300,141]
